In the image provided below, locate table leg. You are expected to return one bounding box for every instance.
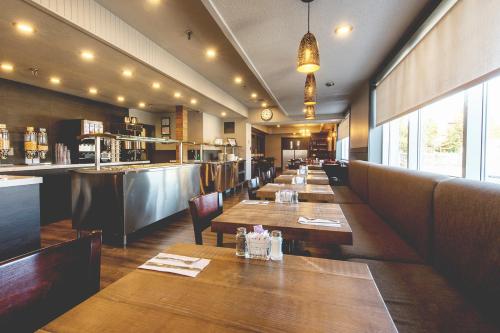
[216,232,223,247]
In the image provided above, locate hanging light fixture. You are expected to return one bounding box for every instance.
[304,73,316,105]
[297,0,320,73]
[305,105,315,120]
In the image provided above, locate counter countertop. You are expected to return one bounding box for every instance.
[0,161,150,173]
[73,162,199,174]
[0,175,43,188]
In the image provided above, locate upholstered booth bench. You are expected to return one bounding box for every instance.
[334,161,499,333]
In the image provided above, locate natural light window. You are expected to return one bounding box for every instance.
[484,76,500,183]
[388,115,409,168]
[419,93,464,177]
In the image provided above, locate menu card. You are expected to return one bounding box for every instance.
[139,253,210,277]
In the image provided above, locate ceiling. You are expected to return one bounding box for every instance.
[204,0,428,116]
[0,0,245,118]
[96,0,274,110]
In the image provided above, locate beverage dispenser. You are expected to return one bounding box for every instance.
[24,126,38,164]
[0,124,11,160]
[37,128,49,160]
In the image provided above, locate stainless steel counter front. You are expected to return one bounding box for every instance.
[71,163,200,245]
[0,160,150,173]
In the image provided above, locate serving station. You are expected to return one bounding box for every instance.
[71,134,200,245]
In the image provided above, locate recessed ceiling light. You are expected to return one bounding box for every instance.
[122,69,133,77]
[251,92,257,99]
[148,0,161,4]
[302,108,307,113]
[50,77,60,85]
[234,76,243,84]
[88,87,98,95]
[335,24,353,36]
[190,98,198,105]
[138,102,146,108]
[13,22,35,34]
[174,92,182,98]
[80,50,94,61]
[152,82,161,89]
[205,48,217,59]
[293,132,296,135]
[117,96,125,102]
[221,111,227,117]
[277,124,280,128]
[1,63,14,72]
[261,102,267,108]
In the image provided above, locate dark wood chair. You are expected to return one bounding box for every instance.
[188,192,223,246]
[247,177,261,200]
[0,231,102,333]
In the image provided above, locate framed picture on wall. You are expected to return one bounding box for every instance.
[224,121,235,134]
[161,117,170,138]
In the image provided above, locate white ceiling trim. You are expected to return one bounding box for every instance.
[27,0,248,117]
[201,0,288,116]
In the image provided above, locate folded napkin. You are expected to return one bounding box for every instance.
[139,253,210,277]
[241,200,270,205]
[298,216,341,228]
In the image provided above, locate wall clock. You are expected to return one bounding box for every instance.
[261,108,273,121]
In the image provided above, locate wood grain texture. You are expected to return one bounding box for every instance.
[212,201,352,245]
[283,169,326,175]
[257,183,335,203]
[39,244,396,333]
[275,174,329,185]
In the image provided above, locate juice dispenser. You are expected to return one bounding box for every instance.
[37,128,49,160]
[0,124,10,160]
[24,126,38,164]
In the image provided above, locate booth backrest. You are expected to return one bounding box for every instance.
[367,163,449,261]
[348,160,370,202]
[433,178,500,317]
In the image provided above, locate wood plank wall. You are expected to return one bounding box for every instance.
[0,79,127,164]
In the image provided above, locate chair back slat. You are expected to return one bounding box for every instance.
[0,231,102,332]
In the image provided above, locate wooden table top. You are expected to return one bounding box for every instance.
[275,174,329,185]
[283,169,326,175]
[257,183,335,203]
[307,164,324,170]
[39,244,396,333]
[212,201,352,245]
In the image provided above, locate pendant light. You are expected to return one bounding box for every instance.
[297,0,320,73]
[304,73,316,105]
[305,105,315,120]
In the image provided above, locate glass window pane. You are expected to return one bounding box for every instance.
[389,115,409,168]
[419,92,464,176]
[485,76,500,183]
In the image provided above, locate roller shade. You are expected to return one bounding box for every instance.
[376,0,500,125]
[338,116,350,140]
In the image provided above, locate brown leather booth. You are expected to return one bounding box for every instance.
[337,161,499,332]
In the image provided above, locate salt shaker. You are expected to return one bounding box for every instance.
[275,190,281,203]
[270,230,283,260]
[235,227,247,257]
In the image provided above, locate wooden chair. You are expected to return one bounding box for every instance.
[247,177,261,200]
[0,231,102,332]
[188,192,223,246]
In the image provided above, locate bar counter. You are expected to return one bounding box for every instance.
[71,163,201,245]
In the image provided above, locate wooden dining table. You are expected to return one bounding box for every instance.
[38,244,397,333]
[275,174,330,185]
[283,169,326,175]
[212,200,352,245]
[256,183,335,203]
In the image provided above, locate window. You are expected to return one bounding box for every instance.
[484,76,500,183]
[419,92,465,177]
[337,137,349,160]
[380,74,500,183]
[388,115,409,168]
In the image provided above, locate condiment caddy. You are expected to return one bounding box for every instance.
[235,225,283,261]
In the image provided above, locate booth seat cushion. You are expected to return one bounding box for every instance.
[349,258,498,333]
[332,186,364,204]
[367,164,449,261]
[433,178,500,319]
[339,204,423,264]
[348,160,370,202]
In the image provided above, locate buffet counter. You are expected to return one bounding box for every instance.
[71,163,200,245]
[0,160,150,172]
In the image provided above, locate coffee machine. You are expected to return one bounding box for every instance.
[112,117,146,162]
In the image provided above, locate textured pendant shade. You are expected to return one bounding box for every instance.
[297,1,320,73]
[304,73,316,105]
[304,105,315,120]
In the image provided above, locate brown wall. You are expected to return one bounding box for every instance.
[0,79,127,164]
